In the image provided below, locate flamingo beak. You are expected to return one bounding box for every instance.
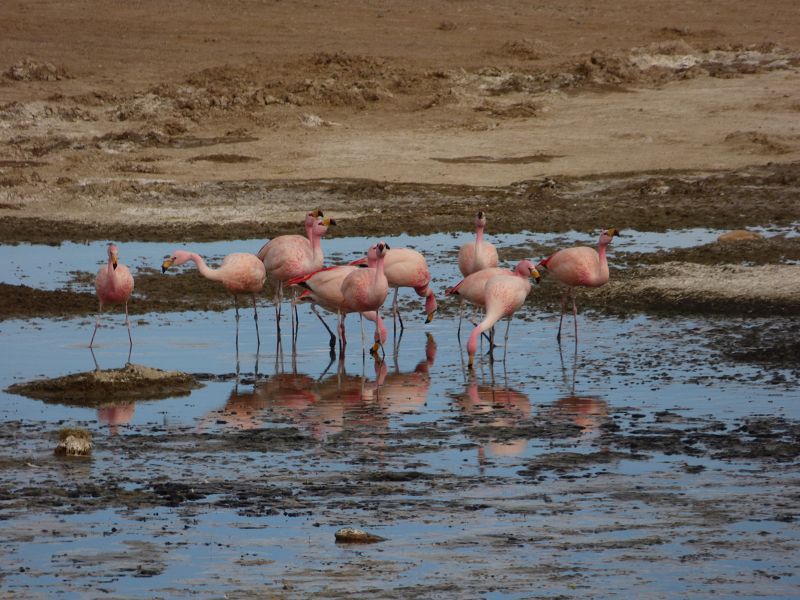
[468,354,475,370]
[112,256,118,270]
[425,310,436,324]
[324,218,336,226]
[161,258,174,273]
[312,209,324,218]
[609,228,621,237]
[531,267,541,284]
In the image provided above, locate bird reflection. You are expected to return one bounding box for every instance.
[546,395,609,437]
[456,378,532,462]
[544,343,609,437]
[376,333,437,414]
[205,337,440,445]
[97,403,135,435]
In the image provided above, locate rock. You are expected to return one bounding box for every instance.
[334,527,387,544]
[717,229,763,242]
[54,428,92,456]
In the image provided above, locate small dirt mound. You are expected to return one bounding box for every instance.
[6,363,203,406]
[4,58,69,82]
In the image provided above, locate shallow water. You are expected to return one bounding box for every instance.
[1,237,799,597]
[3,224,798,291]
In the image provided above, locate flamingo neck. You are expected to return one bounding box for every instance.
[311,232,323,260]
[597,242,609,269]
[475,225,485,246]
[596,242,610,282]
[189,253,224,282]
[105,257,120,288]
[375,254,385,284]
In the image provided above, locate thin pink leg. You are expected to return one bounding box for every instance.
[125,302,132,348]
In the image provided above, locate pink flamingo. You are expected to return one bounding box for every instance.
[162,250,267,346]
[536,228,620,343]
[287,265,388,354]
[458,211,499,276]
[338,242,390,354]
[90,243,135,348]
[466,262,540,369]
[256,211,335,336]
[351,247,437,332]
[446,260,540,338]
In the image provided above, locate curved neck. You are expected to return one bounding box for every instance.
[189,253,224,282]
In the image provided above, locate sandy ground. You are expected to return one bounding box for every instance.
[1,0,799,232]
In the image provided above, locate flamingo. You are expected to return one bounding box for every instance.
[458,210,499,276]
[338,242,390,354]
[466,262,540,369]
[161,250,266,346]
[256,211,335,336]
[351,247,437,332]
[287,265,388,354]
[446,260,540,337]
[90,243,135,348]
[536,228,620,343]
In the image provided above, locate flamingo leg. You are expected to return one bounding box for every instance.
[234,295,240,351]
[557,287,569,343]
[90,346,100,371]
[89,301,106,348]
[274,281,283,336]
[457,298,464,341]
[252,295,260,349]
[293,302,300,343]
[503,315,513,364]
[337,313,347,356]
[395,288,404,332]
[124,302,132,348]
[571,288,579,345]
[312,304,337,350]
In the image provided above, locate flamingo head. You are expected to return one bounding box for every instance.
[161,250,192,273]
[305,209,323,226]
[368,242,390,262]
[515,259,541,284]
[311,217,336,238]
[424,293,438,323]
[599,228,620,245]
[107,243,119,270]
[475,211,487,229]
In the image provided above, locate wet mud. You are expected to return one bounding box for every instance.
[2,162,799,245]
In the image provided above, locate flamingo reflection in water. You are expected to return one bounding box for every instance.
[97,403,135,435]
[542,347,609,438]
[456,379,532,465]
[376,333,437,415]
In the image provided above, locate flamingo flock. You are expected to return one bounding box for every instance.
[91,211,619,369]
